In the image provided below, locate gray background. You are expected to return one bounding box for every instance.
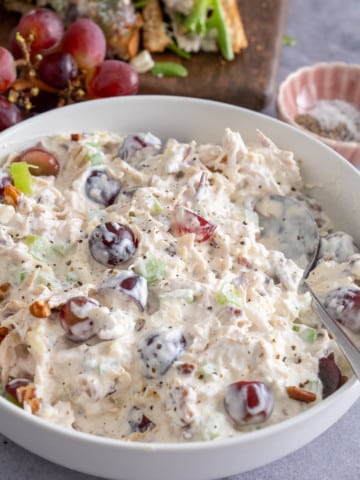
[1,0,360,478]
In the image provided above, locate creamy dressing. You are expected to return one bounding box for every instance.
[0,128,357,443]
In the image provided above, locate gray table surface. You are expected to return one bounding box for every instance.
[1,0,360,479]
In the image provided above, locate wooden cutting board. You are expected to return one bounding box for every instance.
[0,0,288,110]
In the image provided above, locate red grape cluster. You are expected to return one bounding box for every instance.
[0,8,139,131]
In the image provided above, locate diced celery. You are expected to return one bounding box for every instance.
[24,235,49,261]
[302,380,320,394]
[216,283,242,308]
[66,268,81,284]
[36,272,62,290]
[300,327,317,344]
[9,162,32,194]
[51,241,70,257]
[85,143,104,166]
[5,393,22,408]
[8,264,29,286]
[134,255,166,286]
[19,271,28,284]
[198,363,217,380]
[160,289,194,303]
[292,324,317,343]
[150,196,163,216]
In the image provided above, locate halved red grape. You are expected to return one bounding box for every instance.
[38,51,78,89]
[224,381,274,426]
[0,47,16,93]
[85,169,121,206]
[171,205,217,242]
[17,8,64,53]
[119,133,162,163]
[89,222,138,266]
[87,60,139,98]
[62,18,106,69]
[140,330,186,379]
[15,147,60,176]
[99,271,148,311]
[5,377,31,404]
[60,296,99,342]
[324,287,360,333]
[0,96,24,132]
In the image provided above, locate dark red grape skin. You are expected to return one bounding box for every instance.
[8,27,24,60]
[89,222,138,266]
[128,406,155,433]
[0,168,13,200]
[224,381,274,426]
[60,296,99,342]
[5,378,31,404]
[85,169,121,206]
[38,52,78,89]
[0,96,24,132]
[318,353,343,399]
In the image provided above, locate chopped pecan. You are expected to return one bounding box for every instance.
[29,300,51,318]
[17,384,40,414]
[286,386,317,403]
[0,282,11,301]
[237,256,252,269]
[70,133,81,141]
[177,362,196,375]
[4,184,22,207]
[0,326,9,343]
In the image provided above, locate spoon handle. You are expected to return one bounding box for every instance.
[304,282,360,380]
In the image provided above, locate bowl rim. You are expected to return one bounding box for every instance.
[277,61,360,147]
[0,376,358,452]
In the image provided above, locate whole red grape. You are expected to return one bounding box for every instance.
[38,51,78,89]
[62,18,106,70]
[0,96,24,131]
[0,47,16,93]
[87,60,139,98]
[15,147,60,176]
[17,8,64,53]
[8,28,24,60]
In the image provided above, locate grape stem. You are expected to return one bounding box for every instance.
[11,78,59,94]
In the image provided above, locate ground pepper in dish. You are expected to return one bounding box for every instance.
[295,99,360,142]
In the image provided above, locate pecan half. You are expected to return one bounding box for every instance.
[29,300,51,318]
[4,185,22,207]
[286,386,317,403]
[17,385,40,414]
[0,326,9,343]
[0,282,11,301]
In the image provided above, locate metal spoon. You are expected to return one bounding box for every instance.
[256,194,360,380]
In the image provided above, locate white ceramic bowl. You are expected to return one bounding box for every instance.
[277,62,360,167]
[0,96,360,480]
